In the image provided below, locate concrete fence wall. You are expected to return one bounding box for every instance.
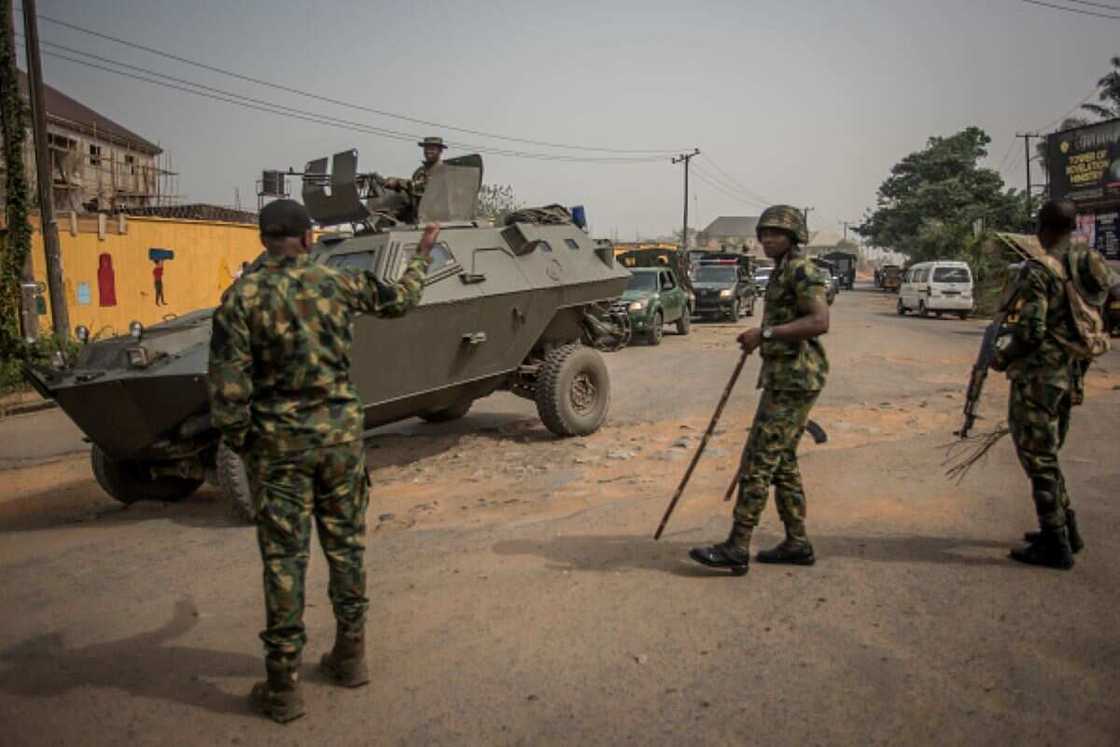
[26,212,262,338]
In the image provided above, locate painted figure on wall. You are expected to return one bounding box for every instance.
[153,259,167,306]
[97,253,117,307]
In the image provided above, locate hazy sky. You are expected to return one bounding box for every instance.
[17,0,1119,239]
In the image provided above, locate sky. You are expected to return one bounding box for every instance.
[14,0,1120,241]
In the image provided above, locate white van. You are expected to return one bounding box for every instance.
[897,261,973,319]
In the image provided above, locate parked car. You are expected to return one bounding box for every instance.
[753,265,773,292]
[822,251,857,290]
[897,260,973,319]
[622,267,691,344]
[692,255,757,320]
[880,264,902,292]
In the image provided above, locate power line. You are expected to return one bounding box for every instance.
[18,7,686,155]
[1015,0,1120,20]
[1063,0,1120,11]
[690,168,768,209]
[691,162,769,209]
[1034,85,1100,132]
[697,154,773,206]
[32,44,666,164]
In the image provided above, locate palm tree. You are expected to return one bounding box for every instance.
[1081,55,1120,120]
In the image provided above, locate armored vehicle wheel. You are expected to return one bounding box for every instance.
[648,311,664,345]
[216,442,255,524]
[675,307,691,335]
[91,444,202,505]
[419,399,473,423]
[535,344,611,437]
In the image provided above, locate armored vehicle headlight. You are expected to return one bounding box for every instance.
[628,301,646,311]
[720,289,733,298]
[129,320,144,340]
[75,325,90,343]
[126,346,150,368]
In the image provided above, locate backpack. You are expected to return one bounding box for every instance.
[1032,251,1111,360]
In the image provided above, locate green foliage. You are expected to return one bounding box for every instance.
[857,127,1033,266]
[0,334,78,394]
[476,184,522,223]
[1,0,34,358]
[1081,55,1120,120]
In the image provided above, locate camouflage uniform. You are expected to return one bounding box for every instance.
[734,251,830,536]
[209,251,430,666]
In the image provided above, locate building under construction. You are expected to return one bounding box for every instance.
[1,70,176,212]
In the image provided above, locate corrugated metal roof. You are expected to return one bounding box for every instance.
[18,70,162,155]
[701,216,759,237]
[121,204,257,224]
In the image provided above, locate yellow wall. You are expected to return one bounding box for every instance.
[28,214,262,338]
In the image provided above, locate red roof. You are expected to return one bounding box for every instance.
[18,70,162,156]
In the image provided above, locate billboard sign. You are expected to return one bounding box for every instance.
[1047,118,1120,208]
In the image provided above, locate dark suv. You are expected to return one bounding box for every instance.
[692,255,757,321]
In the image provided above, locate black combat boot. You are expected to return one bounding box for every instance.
[250,656,305,723]
[1024,508,1083,554]
[1010,526,1074,570]
[756,522,815,566]
[689,523,751,576]
[320,623,370,688]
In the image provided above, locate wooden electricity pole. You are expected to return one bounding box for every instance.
[22,0,68,339]
[672,149,699,250]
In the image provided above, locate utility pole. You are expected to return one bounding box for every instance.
[22,0,68,339]
[802,206,815,227]
[671,148,699,250]
[1016,132,1038,217]
[840,220,857,241]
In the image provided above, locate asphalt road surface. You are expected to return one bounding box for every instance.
[2,284,1119,745]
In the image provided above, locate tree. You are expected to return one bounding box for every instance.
[857,127,1031,264]
[476,184,521,223]
[1081,55,1120,121]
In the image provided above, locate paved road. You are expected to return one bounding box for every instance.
[2,285,1119,745]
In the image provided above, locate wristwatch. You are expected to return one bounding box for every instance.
[762,326,774,340]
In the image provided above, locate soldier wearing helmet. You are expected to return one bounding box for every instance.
[382,136,448,219]
[690,204,830,575]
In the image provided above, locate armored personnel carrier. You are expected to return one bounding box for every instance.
[25,151,629,520]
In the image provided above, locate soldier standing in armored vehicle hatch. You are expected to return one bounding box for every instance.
[990,199,1112,570]
[690,205,830,576]
[208,199,438,723]
[383,136,447,213]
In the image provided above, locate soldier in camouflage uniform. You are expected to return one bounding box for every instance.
[208,199,437,722]
[383,136,447,216]
[991,199,1112,570]
[690,205,830,575]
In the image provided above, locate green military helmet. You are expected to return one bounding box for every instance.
[757,205,809,245]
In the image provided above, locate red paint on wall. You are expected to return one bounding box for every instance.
[97,253,117,306]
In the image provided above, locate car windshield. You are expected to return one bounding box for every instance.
[933,267,970,283]
[755,269,771,280]
[695,265,737,283]
[626,272,658,291]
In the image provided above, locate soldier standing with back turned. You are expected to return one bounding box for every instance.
[208,199,438,722]
[991,199,1112,570]
[690,205,830,575]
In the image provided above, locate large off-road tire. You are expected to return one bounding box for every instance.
[675,306,691,335]
[535,344,611,437]
[419,399,473,423]
[91,444,202,505]
[647,311,664,345]
[216,441,255,524]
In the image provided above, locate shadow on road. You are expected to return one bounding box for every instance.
[493,532,1012,574]
[0,599,257,718]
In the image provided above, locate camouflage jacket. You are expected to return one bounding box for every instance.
[208,253,431,455]
[400,164,433,201]
[998,239,1079,393]
[757,250,829,391]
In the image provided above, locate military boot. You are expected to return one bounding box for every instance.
[250,657,305,723]
[756,523,815,566]
[1010,526,1074,570]
[689,523,751,576]
[320,623,370,688]
[1024,508,1083,554]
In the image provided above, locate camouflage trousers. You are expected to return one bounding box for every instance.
[248,440,370,664]
[1008,378,1072,529]
[733,388,820,531]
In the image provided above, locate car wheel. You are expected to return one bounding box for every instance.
[91,444,203,505]
[648,310,663,345]
[675,306,691,335]
[216,441,255,524]
[934,311,942,319]
[897,299,906,315]
[535,344,611,437]
[419,399,473,423]
[919,301,929,318]
[729,299,740,321]
[958,312,969,320]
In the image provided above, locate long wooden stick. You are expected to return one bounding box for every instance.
[653,347,750,540]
